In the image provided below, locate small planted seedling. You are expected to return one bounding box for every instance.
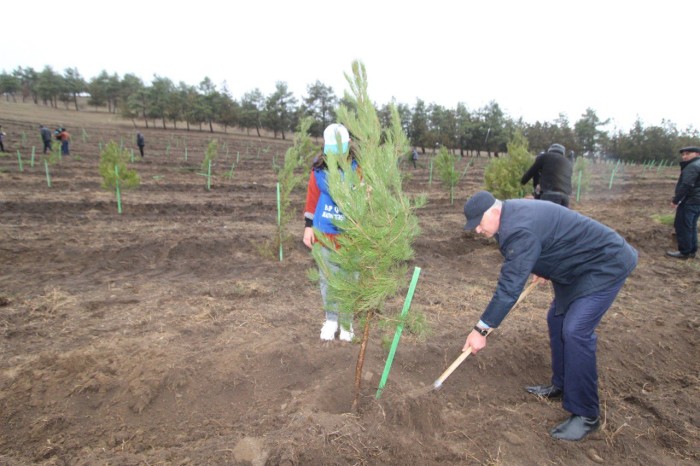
[223,162,236,180]
[99,141,140,214]
[200,139,219,190]
[47,141,62,165]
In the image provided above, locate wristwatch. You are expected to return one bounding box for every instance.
[473,325,489,336]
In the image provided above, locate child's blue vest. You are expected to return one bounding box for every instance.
[313,161,358,234]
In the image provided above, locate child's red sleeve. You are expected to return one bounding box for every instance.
[304,170,320,222]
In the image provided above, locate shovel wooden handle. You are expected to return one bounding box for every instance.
[513,280,538,308]
[432,281,539,389]
[433,342,476,389]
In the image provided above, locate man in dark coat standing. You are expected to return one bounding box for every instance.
[462,191,637,441]
[136,132,145,157]
[666,146,700,259]
[39,125,52,154]
[521,143,573,207]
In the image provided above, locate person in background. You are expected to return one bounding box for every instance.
[462,190,637,441]
[0,125,6,152]
[40,124,52,154]
[521,143,573,207]
[57,128,70,155]
[411,147,419,169]
[136,132,145,157]
[302,123,358,342]
[666,146,700,259]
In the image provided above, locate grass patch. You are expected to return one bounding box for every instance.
[651,213,674,226]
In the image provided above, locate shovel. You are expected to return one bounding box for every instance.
[431,281,538,391]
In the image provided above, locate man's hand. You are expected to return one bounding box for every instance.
[464,329,487,354]
[303,227,315,249]
[532,275,549,286]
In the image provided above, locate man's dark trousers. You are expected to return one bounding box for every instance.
[540,191,570,208]
[674,203,700,255]
[546,279,625,418]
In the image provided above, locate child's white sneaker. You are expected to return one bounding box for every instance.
[320,320,338,341]
[339,325,354,342]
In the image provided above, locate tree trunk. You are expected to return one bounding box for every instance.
[209,120,214,133]
[73,94,79,111]
[352,309,374,412]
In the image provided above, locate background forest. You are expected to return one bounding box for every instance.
[2,65,698,162]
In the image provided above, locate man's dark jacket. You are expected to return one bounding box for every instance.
[521,151,573,195]
[672,157,700,205]
[480,199,638,328]
[40,126,51,142]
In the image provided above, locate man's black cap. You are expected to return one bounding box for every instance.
[679,146,700,154]
[464,191,496,230]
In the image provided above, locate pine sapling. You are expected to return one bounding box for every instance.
[99,141,140,212]
[483,131,533,199]
[201,139,219,190]
[434,147,461,204]
[314,61,426,411]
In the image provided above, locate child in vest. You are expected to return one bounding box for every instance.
[302,123,358,341]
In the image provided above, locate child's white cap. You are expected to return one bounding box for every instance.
[323,123,350,155]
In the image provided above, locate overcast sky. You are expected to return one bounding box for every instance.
[3,1,698,132]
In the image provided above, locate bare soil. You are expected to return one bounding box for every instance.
[0,102,698,465]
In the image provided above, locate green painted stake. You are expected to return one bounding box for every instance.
[276,182,283,261]
[185,147,188,161]
[21,132,27,147]
[99,142,103,152]
[31,147,35,167]
[82,128,88,143]
[460,160,473,179]
[656,159,666,174]
[207,160,212,191]
[166,144,170,156]
[44,160,51,187]
[115,165,122,214]
[608,160,620,190]
[236,151,240,164]
[576,170,582,202]
[120,137,124,150]
[376,266,422,399]
[429,160,434,185]
[227,162,235,178]
[17,151,23,172]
